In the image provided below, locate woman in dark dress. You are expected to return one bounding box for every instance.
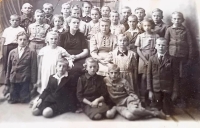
[59,16,89,74]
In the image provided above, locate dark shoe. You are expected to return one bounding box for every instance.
[154,110,166,119]
[8,100,19,104]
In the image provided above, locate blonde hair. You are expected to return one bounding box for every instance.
[172,11,185,21]
[121,6,132,13]
[83,57,99,72]
[99,17,111,25]
[16,31,28,40]
[117,34,129,43]
[142,18,155,29]
[108,64,120,72]
[52,14,64,25]
[45,31,59,44]
[152,8,163,16]
[10,14,21,21]
[110,10,119,16]
[135,7,145,13]
[43,3,53,9]
[22,3,33,9]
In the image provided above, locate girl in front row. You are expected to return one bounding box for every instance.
[76,57,113,120]
[35,31,72,94]
[135,19,159,107]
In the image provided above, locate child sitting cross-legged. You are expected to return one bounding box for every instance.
[32,57,77,118]
[104,64,166,120]
[76,57,111,120]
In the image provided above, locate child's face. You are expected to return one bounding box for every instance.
[61,4,71,15]
[100,21,110,34]
[17,35,28,47]
[22,4,32,14]
[122,9,131,20]
[69,18,80,31]
[152,11,162,24]
[86,62,98,76]
[35,12,45,23]
[10,16,20,28]
[83,3,91,14]
[117,36,128,49]
[110,13,119,23]
[91,10,100,21]
[56,62,68,75]
[171,14,184,26]
[43,5,53,15]
[143,21,152,32]
[71,10,81,18]
[47,34,59,47]
[101,7,110,17]
[155,40,168,54]
[135,9,145,21]
[128,17,138,29]
[54,18,63,27]
[108,69,120,81]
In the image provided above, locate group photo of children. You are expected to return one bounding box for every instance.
[0,0,199,123]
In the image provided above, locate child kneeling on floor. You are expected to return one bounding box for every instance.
[104,64,166,120]
[76,57,111,120]
[32,57,77,118]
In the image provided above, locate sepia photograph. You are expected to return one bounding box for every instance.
[0,0,200,127]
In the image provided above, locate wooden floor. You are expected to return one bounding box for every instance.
[0,86,200,128]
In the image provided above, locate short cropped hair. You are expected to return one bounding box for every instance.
[71,4,82,16]
[110,10,119,16]
[62,2,71,8]
[43,3,53,9]
[142,18,155,29]
[121,6,132,12]
[22,3,33,9]
[117,34,129,44]
[135,7,145,13]
[16,31,28,40]
[66,16,80,24]
[34,9,45,15]
[56,55,69,68]
[152,8,163,16]
[172,11,185,20]
[108,64,120,72]
[10,14,21,21]
[128,15,138,21]
[83,57,99,72]
[82,1,93,8]
[101,5,111,12]
[156,37,168,45]
[52,14,64,24]
[91,7,101,16]
[45,31,60,44]
[99,17,111,25]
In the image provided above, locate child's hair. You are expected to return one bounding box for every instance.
[10,14,21,21]
[142,18,155,29]
[21,3,33,11]
[56,55,69,68]
[110,10,119,17]
[117,34,129,44]
[101,5,111,12]
[99,17,111,25]
[121,6,132,13]
[82,1,93,8]
[91,7,101,17]
[135,7,145,13]
[152,8,163,16]
[16,31,29,40]
[156,37,168,45]
[62,2,71,8]
[108,64,120,72]
[66,16,80,24]
[172,11,185,21]
[45,31,59,44]
[43,3,54,10]
[34,9,45,15]
[83,57,99,72]
[52,14,64,25]
[71,5,82,17]
[128,14,138,21]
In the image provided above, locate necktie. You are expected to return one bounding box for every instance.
[159,56,163,63]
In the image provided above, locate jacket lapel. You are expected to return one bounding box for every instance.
[18,47,30,63]
[160,54,170,68]
[56,76,70,91]
[13,48,20,62]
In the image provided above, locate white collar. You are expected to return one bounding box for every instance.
[82,13,90,17]
[18,46,25,51]
[127,28,139,33]
[53,72,68,80]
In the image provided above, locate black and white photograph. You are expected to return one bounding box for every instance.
[0,0,200,127]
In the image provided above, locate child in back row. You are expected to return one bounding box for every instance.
[81,1,92,23]
[135,7,146,31]
[120,6,132,31]
[104,64,166,120]
[49,14,65,34]
[42,3,54,25]
[135,18,159,107]
[77,57,110,120]
[101,5,111,18]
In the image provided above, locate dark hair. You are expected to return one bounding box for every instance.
[142,18,155,29]
[82,1,93,8]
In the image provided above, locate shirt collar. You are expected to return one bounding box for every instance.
[172,24,185,29]
[117,49,128,56]
[155,21,164,27]
[157,52,166,58]
[127,27,140,33]
[18,46,25,51]
[53,72,68,80]
[107,76,120,84]
[100,32,111,38]
[34,23,44,27]
[82,13,90,17]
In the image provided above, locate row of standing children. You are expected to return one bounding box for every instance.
[0,0,193,120]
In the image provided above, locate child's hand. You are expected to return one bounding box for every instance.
[130,93,138,100]
[148,91,154,101]
[91,100,99,108]
[145,60,149,66]
[98,102,103,107]
[3,86,9,97]
[32,98,42,110]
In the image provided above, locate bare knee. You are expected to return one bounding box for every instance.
[32,108,42,116]
[93,113,102,120]
[106,106,117,119]
[42,107,53,118]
